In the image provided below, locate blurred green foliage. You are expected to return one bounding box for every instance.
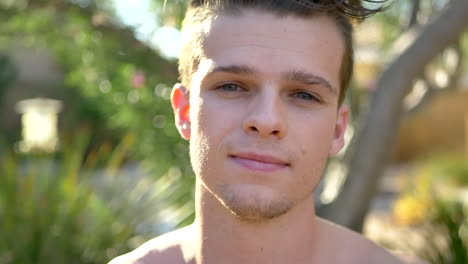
[392,153,468,263]
[410,154,468,188]
[419,200,467,264]
[0,0,195,227]
[0,54,16,111]
[430,156,468,187]
[0,54,16,88]
[0,2,467,256]
[393,154,468,224]
[0,131,153,264]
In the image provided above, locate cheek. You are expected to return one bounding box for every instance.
[292,147,329,198]
[189,98,209,176]
[192,92,243,143]
[191,97,221,142]
[189,96,228,177]
[295,113,337,151]
[291,115,337,182]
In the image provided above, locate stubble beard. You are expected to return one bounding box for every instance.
[216,184,294,224]
[190,132,304,224]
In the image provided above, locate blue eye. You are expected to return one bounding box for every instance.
[218,83,243,92]
[293,91,317,101]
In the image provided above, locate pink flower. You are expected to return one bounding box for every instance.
[132,71,146,88]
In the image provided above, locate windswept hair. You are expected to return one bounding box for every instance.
[179,0,388,105]
[189,0,386,19]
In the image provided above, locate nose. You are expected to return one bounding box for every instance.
[242,90,287,139]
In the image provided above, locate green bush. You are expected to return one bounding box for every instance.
[431,156,468,187]
[392,155,468,263]
[0,133,161,264]
[419,200,468,264]
[1,3,195,227]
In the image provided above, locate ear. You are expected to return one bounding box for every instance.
[171,83,191,140]
[328,105,349,157]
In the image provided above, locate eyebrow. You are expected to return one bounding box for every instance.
[207,64,337,94]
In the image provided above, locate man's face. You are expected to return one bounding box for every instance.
[172,9,348,222]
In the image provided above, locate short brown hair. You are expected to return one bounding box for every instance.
[178,0,385,105]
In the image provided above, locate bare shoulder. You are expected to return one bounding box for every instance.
[108,225,193,264]
[316,218,423,264]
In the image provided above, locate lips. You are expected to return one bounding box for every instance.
[229,152,289,172]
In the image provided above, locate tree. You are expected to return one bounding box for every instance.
[317,0,468,231]
[2,0,466,233]
[146,0,468,231]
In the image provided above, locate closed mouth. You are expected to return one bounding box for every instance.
[229,152,290,172]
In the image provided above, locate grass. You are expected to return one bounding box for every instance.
[0,132,157,264]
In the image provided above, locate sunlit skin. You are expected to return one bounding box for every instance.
[185,11,347,224]
[109,9,410,264]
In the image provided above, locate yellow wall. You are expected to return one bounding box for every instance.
[393,89,468,162]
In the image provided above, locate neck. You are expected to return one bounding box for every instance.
[191,182,321,264]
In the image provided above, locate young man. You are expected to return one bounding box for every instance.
[111,0,412,263]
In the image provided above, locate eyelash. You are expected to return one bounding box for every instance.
[215,83,322,103]
[217,83,245,92]
[291,91,320,102]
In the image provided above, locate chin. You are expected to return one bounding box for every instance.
[216,184,294,223]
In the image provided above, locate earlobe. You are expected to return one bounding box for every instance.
[171,83,191,140]
[328,105,349,157]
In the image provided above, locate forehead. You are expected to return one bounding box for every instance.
[193,9,344,90]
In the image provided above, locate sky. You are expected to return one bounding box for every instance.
[113,0,181,59]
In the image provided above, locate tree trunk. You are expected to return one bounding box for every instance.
[318,0,468,231]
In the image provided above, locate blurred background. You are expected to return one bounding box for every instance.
[0,0,466,263]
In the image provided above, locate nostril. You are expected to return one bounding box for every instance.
[249,126,259,132]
